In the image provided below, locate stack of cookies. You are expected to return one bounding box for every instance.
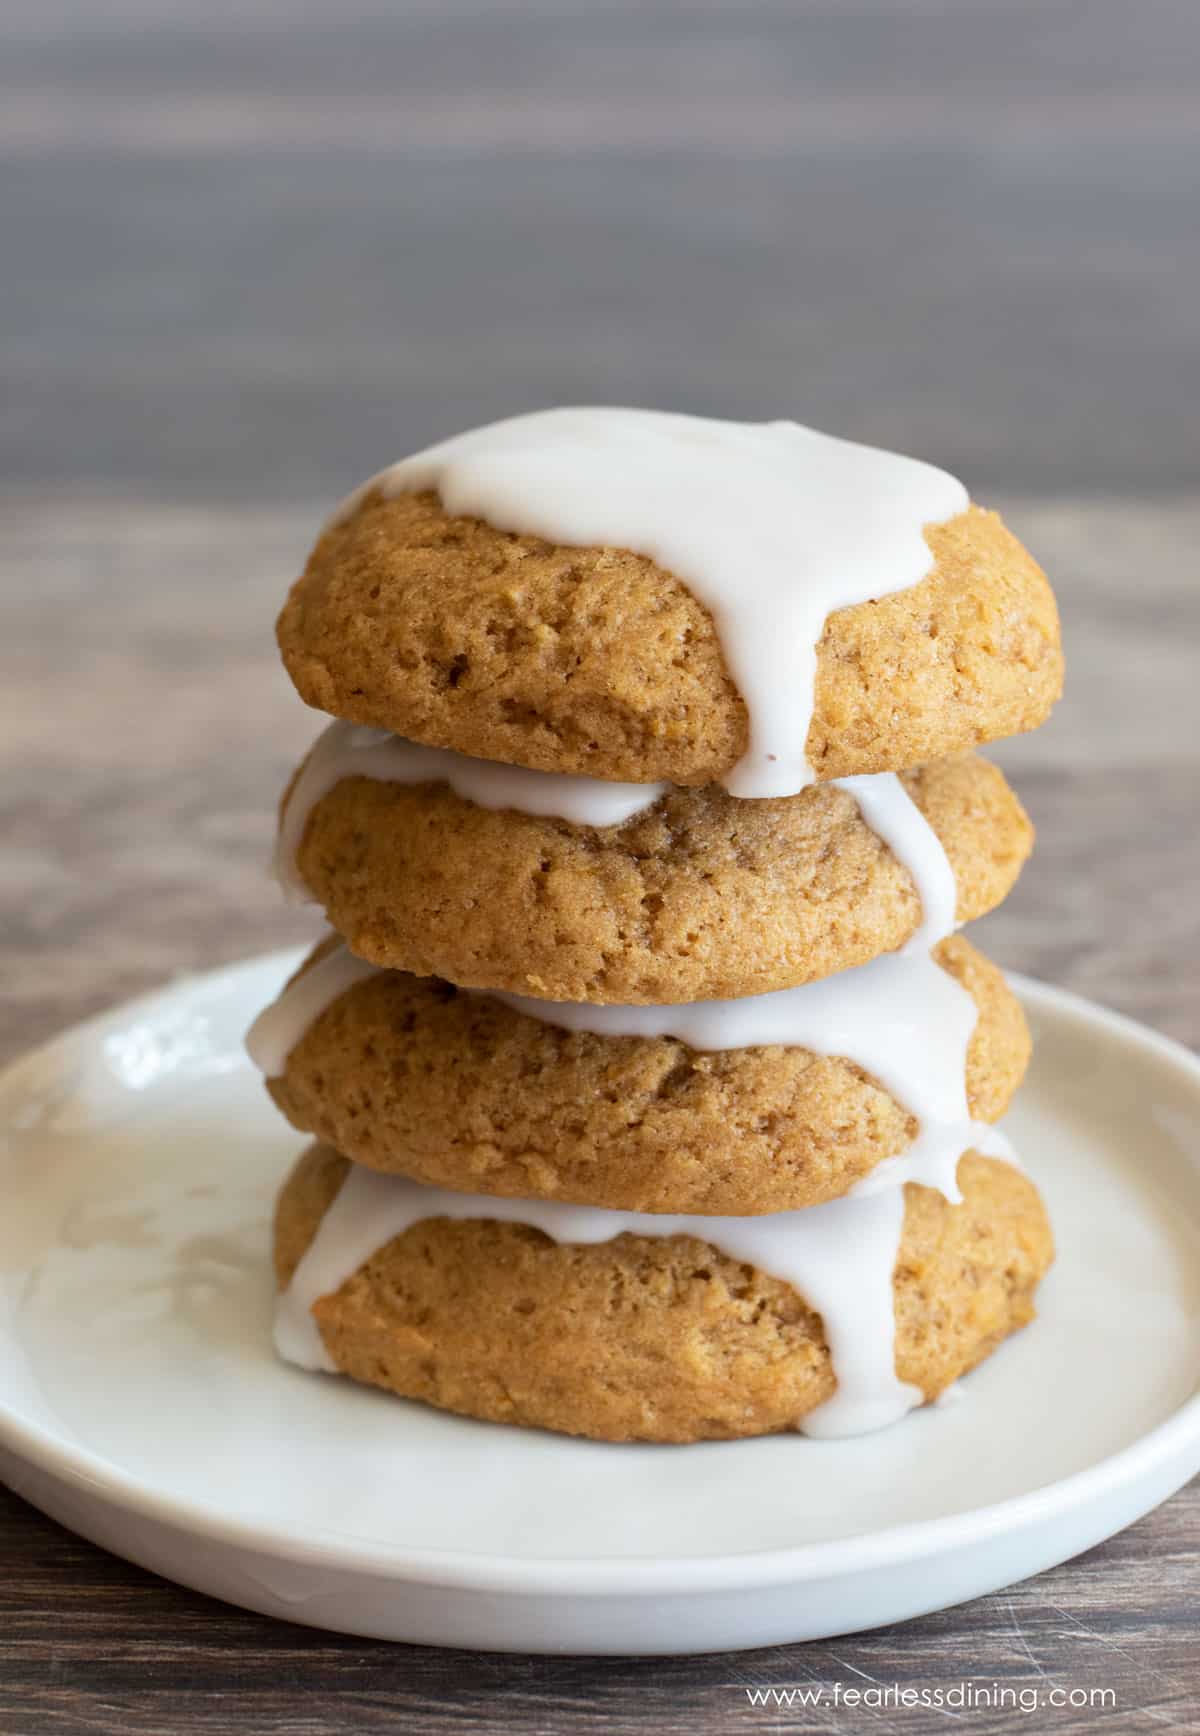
[248,409,1063,1443]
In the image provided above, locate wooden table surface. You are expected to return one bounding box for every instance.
[3,3,1198,1730]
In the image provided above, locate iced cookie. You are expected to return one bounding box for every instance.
[273,1147,1054,1443]
[280,746,1031,1002]
[255,935,1029,1215]
[277,420,1061,793]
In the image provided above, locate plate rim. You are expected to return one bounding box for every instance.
[0,950,1198,1597]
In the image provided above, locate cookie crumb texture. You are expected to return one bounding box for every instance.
[288,749,1032,1002]
[268,936,1029,1214]
[275,1148,1054,1443]
[277,491,1063,785]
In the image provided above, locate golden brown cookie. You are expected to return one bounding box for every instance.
[274,1147,1053,1443]
[277,490,1062,785]
[266,935,1029,1214]
[286,749,1031,1002]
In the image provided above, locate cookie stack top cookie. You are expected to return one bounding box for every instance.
[253,407,1061,1441]
[278,408,1061,795]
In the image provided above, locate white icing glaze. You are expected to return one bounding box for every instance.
[274,719,668,902]
[275,1164,924,1438]
[833,772,958,953]
[245,945,381,1077]
[330,408,969,797]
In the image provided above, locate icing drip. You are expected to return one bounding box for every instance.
[245,945,381,1077]
[330,408,969,797]
[274,719,668,902]
[276,1164,924,1439]
[833,772,958,953]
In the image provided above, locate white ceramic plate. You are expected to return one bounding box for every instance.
[0,951,1198,1654]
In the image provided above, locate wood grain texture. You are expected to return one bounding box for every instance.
[3,0,1199,1729]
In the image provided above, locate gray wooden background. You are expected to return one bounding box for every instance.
[2,2,1198,1730]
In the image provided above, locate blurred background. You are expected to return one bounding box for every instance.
[5,0,1199,1048]
[8,0,1198,497]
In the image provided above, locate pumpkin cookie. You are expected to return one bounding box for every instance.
[284,749,1031,1002]
[273,1147,1053,1444]
[264,935,1029,1214]
[277,489,1062,787]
